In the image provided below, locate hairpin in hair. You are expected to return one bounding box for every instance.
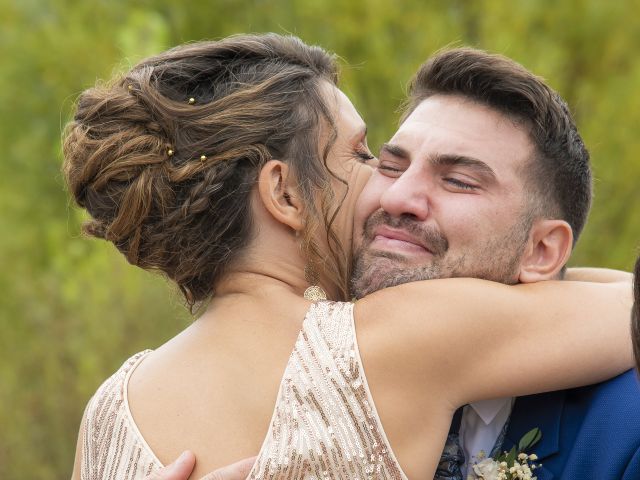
[167,147,174,157]
[188,97,196,105]
[200,155,207,162]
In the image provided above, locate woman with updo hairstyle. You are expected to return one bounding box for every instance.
[63,33,353,306]
[66,34,634,480]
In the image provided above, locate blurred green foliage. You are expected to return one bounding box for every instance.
[1,0,639,478]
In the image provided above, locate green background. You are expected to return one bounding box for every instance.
[2,1,639,478]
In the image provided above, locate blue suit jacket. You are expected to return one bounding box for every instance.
[503,370,640,479]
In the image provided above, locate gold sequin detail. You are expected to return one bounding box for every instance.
[80,350,159,480]
[79,302,407,479]
[247,301,407,479]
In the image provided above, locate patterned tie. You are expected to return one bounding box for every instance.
[435,408,465,480]
[488,414,511,459]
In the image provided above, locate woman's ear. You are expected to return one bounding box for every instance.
[257,160,305,231]
[518,219,573,283]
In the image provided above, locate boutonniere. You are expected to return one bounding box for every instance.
[467,428,542,480]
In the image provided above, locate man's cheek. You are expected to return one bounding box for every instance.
[353,202,373,240]
[352,221,366,251]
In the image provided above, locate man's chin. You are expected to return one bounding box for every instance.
[361,248,410,263]
[350,277,391,299]
[350,257,439,299]
[352,272,425,298]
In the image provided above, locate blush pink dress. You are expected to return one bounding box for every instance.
[80,301,408,479]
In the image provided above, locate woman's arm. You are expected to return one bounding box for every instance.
[355,274,633,411]
[564,267,633,283]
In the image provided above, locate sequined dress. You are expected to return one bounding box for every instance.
[80,301,408,479]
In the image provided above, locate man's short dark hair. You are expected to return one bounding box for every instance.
[403,47,592,244]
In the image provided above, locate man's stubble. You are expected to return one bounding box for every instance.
[350,210,533,298]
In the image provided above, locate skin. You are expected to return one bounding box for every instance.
[72,85,633,480]
[71,83,373,480]
[349,94,588,475]
[352,94,572,298]
[143,452,256,480]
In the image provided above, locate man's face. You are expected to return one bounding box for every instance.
[351,94,536,298]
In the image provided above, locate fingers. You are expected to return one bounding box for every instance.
[145,451,196,480]
[199,456,257,480]
[144,451,257,480]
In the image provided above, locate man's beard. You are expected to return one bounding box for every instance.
[350,210,532,299]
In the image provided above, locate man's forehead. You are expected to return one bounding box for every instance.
[389,95,535,170]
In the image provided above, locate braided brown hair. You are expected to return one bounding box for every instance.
[63,34,350,308]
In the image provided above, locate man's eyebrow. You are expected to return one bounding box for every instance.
[431,153,497,182]
[379,144,497,182]
[380,142,409,158]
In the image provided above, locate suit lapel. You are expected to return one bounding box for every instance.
[502,391,566,480]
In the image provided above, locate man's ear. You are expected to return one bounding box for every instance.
[257,160,305,231]
[518,219,573,283]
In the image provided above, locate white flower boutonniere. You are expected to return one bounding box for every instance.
[467,428,542,480]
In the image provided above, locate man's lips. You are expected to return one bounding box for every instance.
[370,226,431,255]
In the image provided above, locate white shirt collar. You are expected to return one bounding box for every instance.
[469,398,514,425]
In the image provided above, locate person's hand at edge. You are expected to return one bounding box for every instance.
[145,451,256,480]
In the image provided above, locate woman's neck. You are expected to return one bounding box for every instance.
[215,253,338,301]
[214,271,306,298]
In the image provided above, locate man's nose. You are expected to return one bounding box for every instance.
[379,173,430,221]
